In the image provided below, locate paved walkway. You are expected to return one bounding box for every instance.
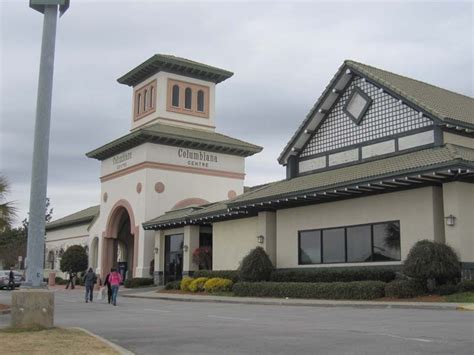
[123,289,473,311]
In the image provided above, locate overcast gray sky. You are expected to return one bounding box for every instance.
[1,0,472,225]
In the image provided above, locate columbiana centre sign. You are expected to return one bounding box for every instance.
[178,148,218,168]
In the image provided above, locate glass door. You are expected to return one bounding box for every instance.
[164,234,184,283]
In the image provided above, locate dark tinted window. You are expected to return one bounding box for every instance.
[197,90,205,112]
[373,222,401,261]
[346,225,372,262]
[322,228,345,263]
[299,230,321,264]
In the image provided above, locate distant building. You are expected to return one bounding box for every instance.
[45,56,474,282]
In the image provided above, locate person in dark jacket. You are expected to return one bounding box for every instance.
[65,271,75,289]
[8,268,15,290]
[83,268,97,303]
[104,272,113,304]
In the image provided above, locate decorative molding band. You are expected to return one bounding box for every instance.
[157,116,216,129]
[101,161,245,182]
[45,234,89,243]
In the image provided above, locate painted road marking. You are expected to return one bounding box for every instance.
[208,315,252,321]
[143,308,171,313]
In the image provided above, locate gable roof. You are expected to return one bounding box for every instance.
[278,60,474,165]
[143,144,474,229]
[86,122,263,161]
[117,54,234,87]
[46,205,100,232]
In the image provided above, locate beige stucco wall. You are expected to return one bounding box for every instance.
[442,182,474,263]
[276,186,444,268]
[213,217,259,270]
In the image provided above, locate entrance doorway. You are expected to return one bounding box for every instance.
[102,200,138,281]
[164,234,183,283]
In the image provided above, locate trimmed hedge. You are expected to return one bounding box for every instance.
[270,267,398,283]
[124,277,154,288]
[384,280,425,298]
[180,277,193,291]
[233,281,386,300]
[203,278,233,293]
[189,277,209,292]
[164,281,181,290]
[239,247,274,282]
[457,280,474,293]
[436,283,458,296]
[192,270,240,283]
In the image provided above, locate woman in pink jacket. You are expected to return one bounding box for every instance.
[109,268,122,306]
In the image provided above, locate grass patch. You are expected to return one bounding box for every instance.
[445,292,474,303]
[0,327,119,354]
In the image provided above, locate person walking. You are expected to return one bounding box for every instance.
[83,268,97,303]
[109,268,122,306]
[8,267,15,291]
[65,271,75,289]
[104,271,113,304]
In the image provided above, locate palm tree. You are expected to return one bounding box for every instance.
[0,175,17,232]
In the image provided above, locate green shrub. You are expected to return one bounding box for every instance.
[164,281,181,290]
[203,278,233,293]
[54,276,67,285]
[59,245,88,275]
[457,280,474,293]
[239,247,274,282]
[233,281,385,300]
[436,283,458,296]
[384,280,425,298]
[189,277,209,292]
[123,277,154,288]
[403,240,461,291]
[180,277,193,291]
[192,270,240,283]
[271,267,398,283]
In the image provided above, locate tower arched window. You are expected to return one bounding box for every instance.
[137,93,141,114]
[185,88,192,109]
[197,90,205,112]
[144,89,148,110]
[172,85,180,107]
[150,87,154,108]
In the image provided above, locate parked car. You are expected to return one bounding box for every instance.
[0,270,23,290]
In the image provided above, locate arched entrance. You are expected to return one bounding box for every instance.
[101,200,139,281]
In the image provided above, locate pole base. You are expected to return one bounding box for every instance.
[11,289,54,328]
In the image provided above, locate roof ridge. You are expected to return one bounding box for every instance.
[345,59,473,100]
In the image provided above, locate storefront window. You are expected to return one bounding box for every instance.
[322,228,345,263]
[299,230,321,264]
[298,221,400,265]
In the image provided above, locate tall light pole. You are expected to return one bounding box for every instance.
[25,0,69,288]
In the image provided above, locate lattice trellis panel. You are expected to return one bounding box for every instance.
[300,77,433,157]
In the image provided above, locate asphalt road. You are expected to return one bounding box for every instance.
[1,288,473,355]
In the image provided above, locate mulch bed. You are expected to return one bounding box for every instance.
[0,304,11,310]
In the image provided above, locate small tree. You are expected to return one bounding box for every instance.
[192,247,212,270]
[60,245,88,276]
[403,240,461,292]
[239,247,273,282]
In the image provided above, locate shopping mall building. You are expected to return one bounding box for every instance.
[45,55,474,283]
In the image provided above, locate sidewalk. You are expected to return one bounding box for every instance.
[123,289,473,311]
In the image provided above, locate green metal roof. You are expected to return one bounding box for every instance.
[86,123,263,161]
[278,60,474,164]
[117,54,234,87]
[46,205,99,231]
[347,60,474,127]
[232,144,474,207]
[144,144,474,229]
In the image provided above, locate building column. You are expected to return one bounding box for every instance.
[183,225,200,277]
[135,228,155,278]
[153,230,165,285]
[257,211,277,266]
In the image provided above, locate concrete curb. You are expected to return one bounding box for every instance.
[71,327,135,355]
[456,304,474,311]
[123,292,467,311]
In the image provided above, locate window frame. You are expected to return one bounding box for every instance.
[133,79,157,121]
[167,78,210,118]
[343,86,373,125]
[298,220,401,265]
